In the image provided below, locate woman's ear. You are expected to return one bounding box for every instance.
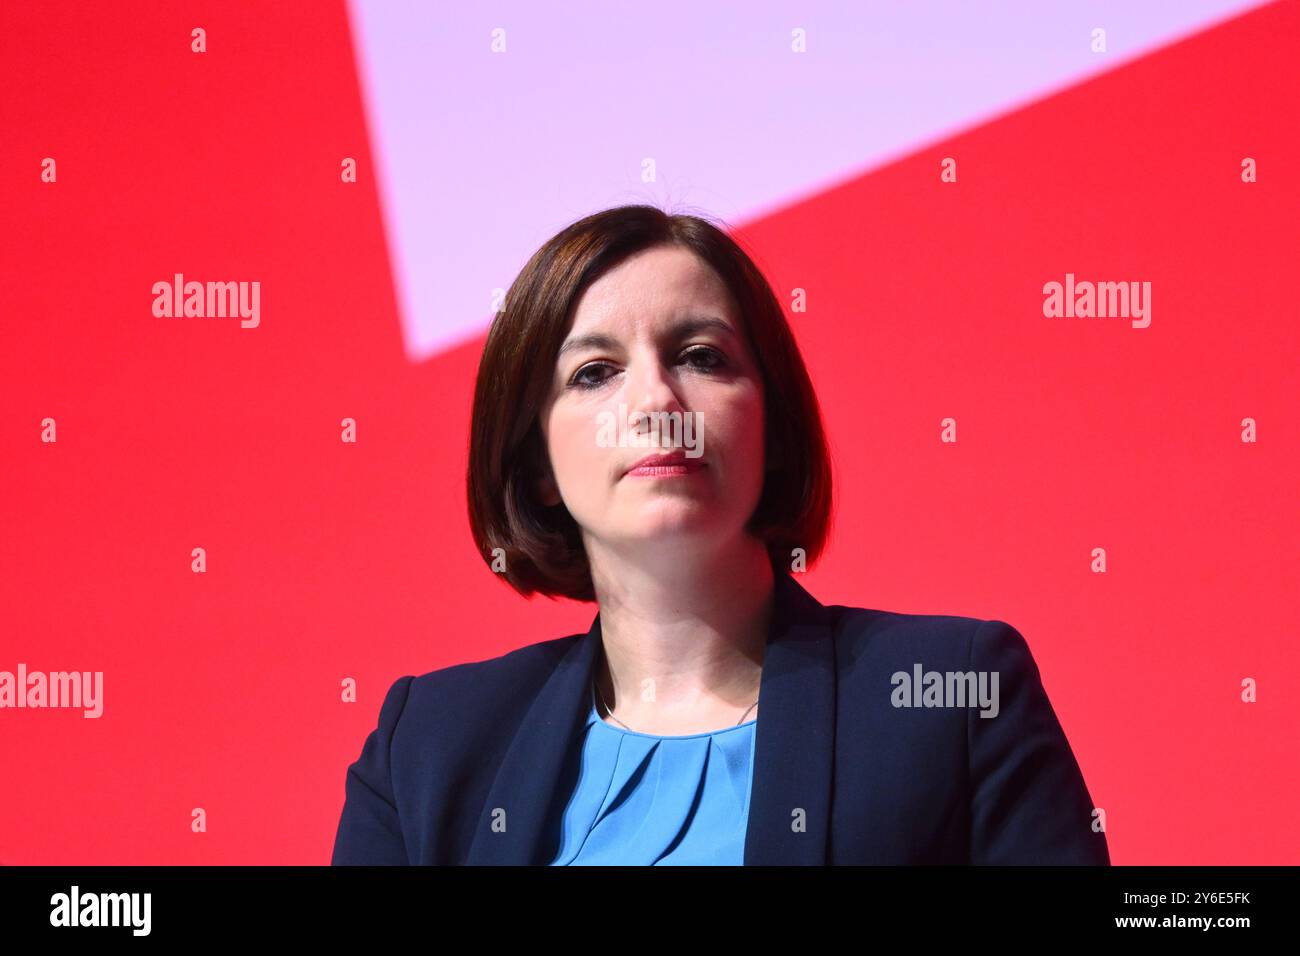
[765,430,780,472]
[533,443,563,507]
[527,422,562,507]
[536,469,562,507]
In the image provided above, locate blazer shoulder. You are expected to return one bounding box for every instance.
[334,630,588,865]
[822,602,1109,863]
[399,630,584,721]
[825,600,992,671]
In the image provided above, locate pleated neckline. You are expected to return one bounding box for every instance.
[588,681,757,740]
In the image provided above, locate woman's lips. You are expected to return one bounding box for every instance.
[624,452,706,477]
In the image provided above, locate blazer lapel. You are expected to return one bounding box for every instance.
[464,570,836,865]
[464,613,600,865]
[743,570,835,865]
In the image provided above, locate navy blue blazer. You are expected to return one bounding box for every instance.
[331,570,1110,865]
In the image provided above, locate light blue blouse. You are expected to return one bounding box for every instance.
[546,684,758,865]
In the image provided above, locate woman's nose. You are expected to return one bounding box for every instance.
[625,359,686,417]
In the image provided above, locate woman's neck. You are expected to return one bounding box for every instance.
[588,540,775,735]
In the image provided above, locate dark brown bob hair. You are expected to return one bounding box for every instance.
[467,204,833,602]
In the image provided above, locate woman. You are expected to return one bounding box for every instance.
[331,205,1110,866]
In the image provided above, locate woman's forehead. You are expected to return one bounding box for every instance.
[577,248,731,314]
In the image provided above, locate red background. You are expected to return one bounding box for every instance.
[2,0,1297,864]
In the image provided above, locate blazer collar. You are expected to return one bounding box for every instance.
[464,569,836,865]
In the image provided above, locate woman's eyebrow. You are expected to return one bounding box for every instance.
[557,331,619,360]
[671,315,736,341]
[557,316,735,359]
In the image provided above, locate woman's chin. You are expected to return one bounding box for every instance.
[623,515,727,542]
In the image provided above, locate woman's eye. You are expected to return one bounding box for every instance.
[568,348,726,391]
[569,363,613,390]
[683,346,726,370]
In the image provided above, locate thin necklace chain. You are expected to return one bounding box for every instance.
[595,678,759,732]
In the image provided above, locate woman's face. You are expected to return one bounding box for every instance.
[537,244,767,560]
